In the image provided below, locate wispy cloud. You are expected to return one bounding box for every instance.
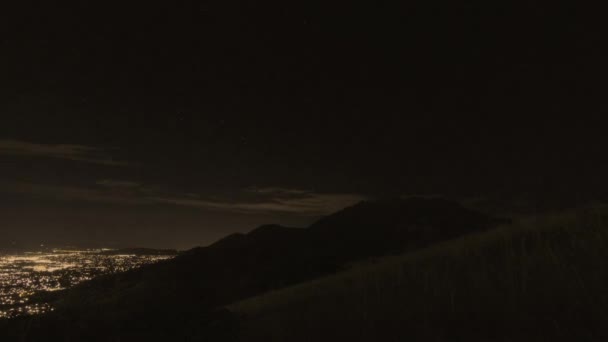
[0,139,132,166]
[152,191,366,215]
[246,186,311,195]
[96,179,141,188]
[1,179,366,216]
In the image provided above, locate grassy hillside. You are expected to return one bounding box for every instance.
[231,205,608,341]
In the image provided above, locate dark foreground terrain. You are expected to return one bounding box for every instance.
[3,198,608,341]
[0,197,510,341]
[232,206,608,341]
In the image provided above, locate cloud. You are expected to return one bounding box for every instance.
[151,192,366,215]
[246,187,311,195]
[1,179,366,216]
[96,179,141,188]
[0,139,132,166]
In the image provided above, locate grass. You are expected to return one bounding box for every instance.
[230,205,608,341]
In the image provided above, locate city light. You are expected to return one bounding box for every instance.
[0,249,173,319]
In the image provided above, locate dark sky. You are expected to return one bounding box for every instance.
[1,2,606,249]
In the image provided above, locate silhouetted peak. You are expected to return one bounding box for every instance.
[247,224,296,237]
[303,197,502,262]
[245,225,305,246]
[310,197,493,232]
[206,233,247,250]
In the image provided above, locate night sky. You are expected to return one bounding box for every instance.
[1,2,606,249]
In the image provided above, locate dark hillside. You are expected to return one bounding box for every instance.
[0,198,506,341]
[308,198,508,262]
[232,206,608,341]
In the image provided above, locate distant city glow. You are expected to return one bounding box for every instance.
[0,249,173,319]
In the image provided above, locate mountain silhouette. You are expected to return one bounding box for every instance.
[1,197,509,341]
[307,198,508,262]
